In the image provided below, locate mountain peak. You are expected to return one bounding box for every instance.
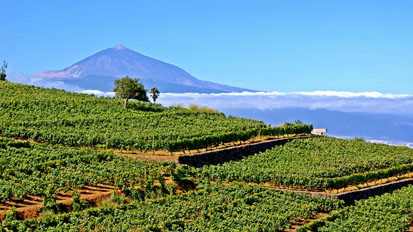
[114,44,126,50]
[32,45,251,93]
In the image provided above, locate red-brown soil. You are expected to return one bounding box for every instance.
[286,212,328,231]
[0,184,115,221]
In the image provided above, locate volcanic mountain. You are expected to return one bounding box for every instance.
[33,44,250,93]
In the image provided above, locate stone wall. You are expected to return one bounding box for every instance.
[178,135,312,167]
[335,179,413,205]
[287,179,413,205]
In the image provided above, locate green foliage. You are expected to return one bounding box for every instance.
[113,76,148,108]
[353,137,366,142]
[0,82,310,152]
[150,87,160,103]
[170,165,196,191]
[0,61,7,81]
[294,119,303,124]
[71,191,89,212]
[188,104,219,113]
[260,123,313,136]
[1,185,343,231]
[41,186,65,214]
[1,208,19,229]
[199,137,413,190]
[299,185,413,232]
[0,137,176,202]
[109,190,127,205]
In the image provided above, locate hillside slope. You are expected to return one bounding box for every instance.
[0,82,290,152]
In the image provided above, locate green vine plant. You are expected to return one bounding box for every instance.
[71,190,89,212]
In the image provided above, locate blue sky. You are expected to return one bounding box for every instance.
[2,0,413,93]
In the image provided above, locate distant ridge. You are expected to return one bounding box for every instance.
[33,44,251,93]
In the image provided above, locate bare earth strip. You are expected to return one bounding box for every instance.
[286,213,328,232]
[0,184,114,221]
[0,177,182,221]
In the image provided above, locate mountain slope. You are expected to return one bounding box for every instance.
[33,44,250,93]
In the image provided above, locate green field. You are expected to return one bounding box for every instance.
[300,185,413,232]
[1,82,412,231]
[0,137,175,202]
[0,82,311,152]
[1,185,342,232]
[199,137,413,190]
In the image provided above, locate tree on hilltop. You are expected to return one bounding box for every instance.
[150,87,160,103]
[113,76,148,108]
[0,61,7,81]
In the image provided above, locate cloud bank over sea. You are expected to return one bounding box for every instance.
[7,72,413,116]
[157,91,413,116]
[74,90,413,116]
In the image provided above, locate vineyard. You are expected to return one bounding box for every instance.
[0,137,180,206]
[199,137,413,190]
[1,82,412,231]
[300,185,413,232]
[0,185,343,231]
[0,82,311,152]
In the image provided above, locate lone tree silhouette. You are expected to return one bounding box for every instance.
[0,61,7,81]
[113,76,148,108]
[150,87,160,103]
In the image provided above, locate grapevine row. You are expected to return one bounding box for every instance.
[0,82,312,152]
[298,185,413,231]
[0,184,343,231]
[0,138,177,202]
[199,137,413,190]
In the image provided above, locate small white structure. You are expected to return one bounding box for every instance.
[311,128,327,136]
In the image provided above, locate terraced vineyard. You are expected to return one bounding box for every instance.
[0,82,311,152]
[1,82,412,231]
[0,185,343,231]
[300,185,413,232]
[0,137,177,205]
[199,137,413,190]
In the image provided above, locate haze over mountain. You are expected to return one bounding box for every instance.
[33,44,250,93]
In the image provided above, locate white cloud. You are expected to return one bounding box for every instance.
[367,140,413,148]
[161,91,411,99]
[157,91,413,115]
[6,74,413,116]
[80,89,115,97]
[292,91,410,99]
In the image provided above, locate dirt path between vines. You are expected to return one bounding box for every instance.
[286,212,328,231]
[0,184,115,221]
[0,176,181,222]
